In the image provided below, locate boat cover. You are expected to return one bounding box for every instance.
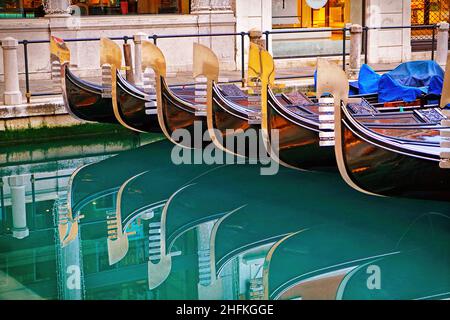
[355,61,444,101]
[315,61,444,102]
[356,64,381,95]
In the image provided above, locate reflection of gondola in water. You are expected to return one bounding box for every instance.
[151,166,262,292]
[60,139,171,247]
[153,164,450,299]
[107,152,225,266]
[263,211,450,300]
[336,241,450,300]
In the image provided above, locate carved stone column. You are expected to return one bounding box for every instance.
[190,0,236,71]
[42,0,71,16]
[191,0,234,13]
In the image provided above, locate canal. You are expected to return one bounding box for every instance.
[0,129,449,300]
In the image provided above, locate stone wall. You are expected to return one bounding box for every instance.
[235,0,272,71]
[0,0,236,80]
[365,0,412,64]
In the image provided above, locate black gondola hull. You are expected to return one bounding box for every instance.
[339,107,450,201]
[116,73,161,133]
[63,65,117,124]
[211,83,262,158]
[266,89,336,170]
[160,77,208,147]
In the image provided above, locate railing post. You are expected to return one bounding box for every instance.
[134,32,147,87]
[264,31,270,51]
[431,25,436,61]
[363,27,368,64]
[249,29,265,48]
[240,32,246,88]
[436,22,449,66]
[2,37,22,105]
[123,36,134,83]
[342,25,349,71]
[349,24,363,79]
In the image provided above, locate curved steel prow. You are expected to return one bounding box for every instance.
[59,164,89,247]
[61,221,79,247]
[192,43,220,82]
[317,59,376,196]
[100,38,122,70]
[148,254,172,290]
[141,41,167,78]
[99,38,137,131]
[441,53,450,109]
[50,36,71,65]
[141,40,187,145]
[50,36,74,119]
[107,234,129,265]
[192,43,222,152]
[262,230,306,300]
[316,58,349,108]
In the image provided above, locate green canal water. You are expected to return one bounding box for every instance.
[0,129,449,300]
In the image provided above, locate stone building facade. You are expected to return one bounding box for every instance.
[0,0,448,80]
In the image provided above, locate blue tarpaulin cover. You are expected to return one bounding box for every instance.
[357,64,381,94]
[378,74,428,102]
[376,61,444,102]
[315,60,444,102]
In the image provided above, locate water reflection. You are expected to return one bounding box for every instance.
[0,137,449,300]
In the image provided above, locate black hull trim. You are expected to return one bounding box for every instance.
[160,76,208,147]
[267,88,336,170]
[339,105,450,201]
[64,65,117,124]
[211,82,262,158]
[116,72,161,133]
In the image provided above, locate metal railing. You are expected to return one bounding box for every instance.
[9,24,440,103]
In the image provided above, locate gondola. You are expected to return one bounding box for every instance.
[261,52,448,171]
[107,152,224,266]
[195,43,277,158]
[101,38,167,133]
[134,40,208,147]
[197,42,445,164]
[336,244,450,300]
[138,41,256,148]
[263,211,450,300]
[50,36,118,124]
[103,38,223,134]
[324,58,450,201]
[100,38,162,133]
[59,139,171,247]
